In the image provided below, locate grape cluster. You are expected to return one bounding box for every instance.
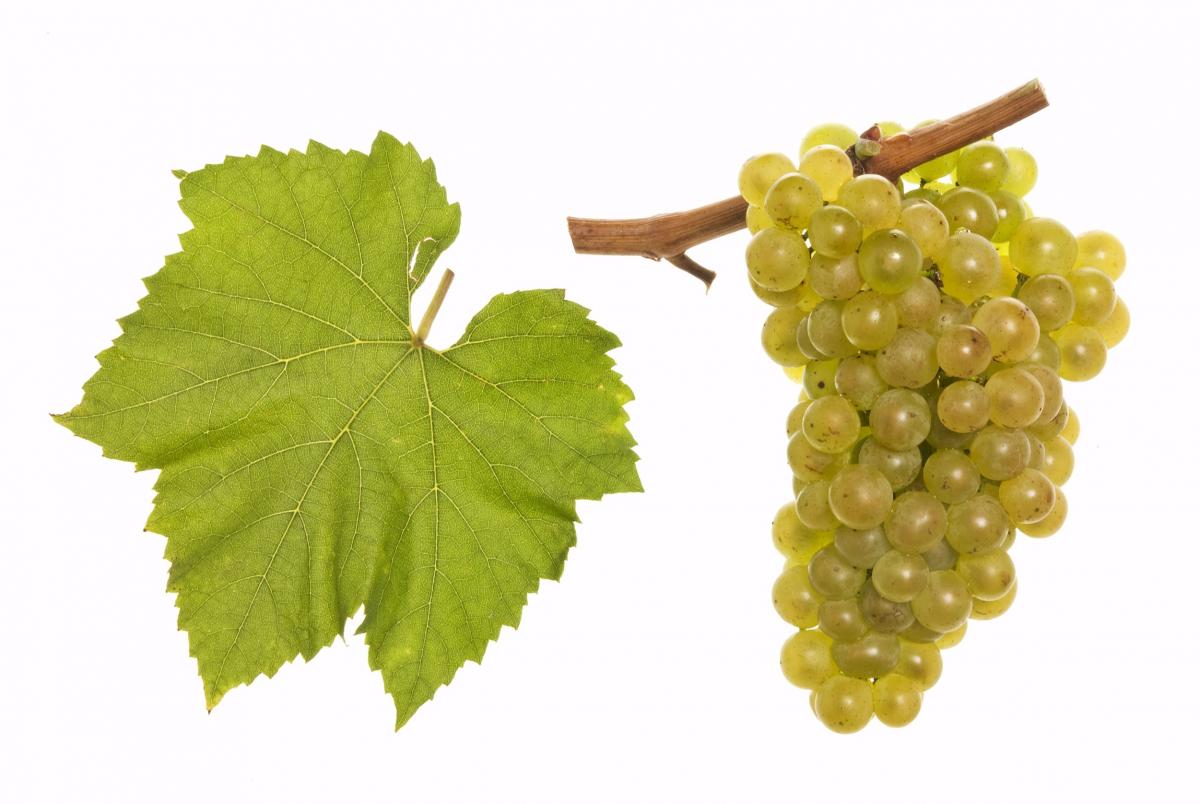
[744,122,1129,733]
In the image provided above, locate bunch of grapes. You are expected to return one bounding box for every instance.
[743,122,1130,733]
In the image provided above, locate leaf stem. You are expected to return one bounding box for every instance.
[414,268,455,347]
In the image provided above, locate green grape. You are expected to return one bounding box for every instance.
[970,425,1032,481]
[1027,333,1062,370]
[788,430,843,482]
[1074,230,1125,280]
[773,501,828,561]
[993,253,1021,296]
[971,579,1017,620]
[985,367,1045,429]
[834,525,890,570]
[884,491,948,553]
[795,480,837,531]
[802,358,840,398]
[1095,296,1130,348]
[833,631,901,679]
[802,394,862,454]
[876,328,939,388]
[934,622,968,648]
[873,674,923,727]
[1017,274,1075,331]
[857,229,922,294]
[1009,217,1078,276]
[922,538,959,572]
[900,622,942,644]
[859,584,915,633]
[834,356,888,410]
[973,297,1040,363]
[936,380,989,434]
[809,544,868,599]
[807,300,858,359]
[828,464,895,530]
[1022,362,1064,426]
[940,230,1001,304]
[1027,433,1046,470]
[956,141,1009,191]
[898,201,950,262]
[903,186,941,204]
[893,276,941,329]
[911,121,960,181]
[747,227,810,291]
[819,598,870,641]
[935,187,999,239]
[1000,147,1037,196]
[802,123,858,154]
[911,569,972,632]
[923,449,981,505]
[765,172,823,230]
[761,305,809,367]
[857,438,922,491]
[989,189,1025,242]
[842,290,900,350]
[749,271,814,308]
[873,549,930,603]
[1028,402,1069,441]
[813,674,874,733]
[998,468,1056,524]
[738,152,796,206]
[1054,323,1107,381]
[955,550,1016,601]
[894,639,942,689]
[1019,488,1067,537]
[869,389,932,450]
[837,175,902,233]
[1069,267,1117,325]
[808,253,863,301]
[781,630,837,689]
[795,314,826,361]
[746,204,774,234]
[946,493,1009,554]
[1061,406,1079,443]
[926,404,973,450]
[937,324,993,378]
[927,293,972,337]
[808,205,863,259]
[786,398,812,437]
[799,145,855,202]
[1041,436,1074,485]
[774,564,822,627]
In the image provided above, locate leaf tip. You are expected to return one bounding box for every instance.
[171,168,188,180]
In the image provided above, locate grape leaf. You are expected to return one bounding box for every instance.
[55,133,641,728]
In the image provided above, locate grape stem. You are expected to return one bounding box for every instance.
[566,79,1048,287]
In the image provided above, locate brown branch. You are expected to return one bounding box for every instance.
[567,78,1048,286]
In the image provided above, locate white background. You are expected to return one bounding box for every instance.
[2,1,1197,801]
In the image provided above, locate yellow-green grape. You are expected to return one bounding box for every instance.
[971,580,1017,620]
[937,324,993,378]
[795,315,826,361]
[1041,436,1074,486]
[749,272,814,308]
[799,145,855,202]
[761,305,809,367]
[1022,363,1064,426]
[858,229,922,294]
[1000,147,1037,196]
[1069,267,1117,325]
[872,550,929,603]
[819,598,870,641]
[781,630,837,689]
[873,674,923,727]
[1027,404,1068,442]
[765,172,823,230]
[795,479,838,531]
[923,449,981,505]
[926,401,973,450]
[911,121,960,181]
[972,297,1040,363]
[911,569,972,632]
[970,425,1032,481]
[937,380,990,433]
[738,152,795,206]
[809,204,863,259]
[809,544,867,599]
[898,201,950,262]
[786,398,812,437]
[834,525,890,570]
[828,464,894,530]
[746,227,810,291]
[1061,406,1079,443]
[876,121,905,138]
[857,438,921,491]
[801,123,859,154]
[802,358,840,398]
[1095,297,1130,348]
[802,394,862,454]
[955,550,1015,601]
[935,187,999,239]
[834,356,888,411]
[1009,217,1078,276]
[859,584,915,633]
[813,675,874,733]
[894,639,943,689]
[922,538,959,572]
[1019,489,1067,537]
[934,622,967,648]
[894,276,941,329]
[746,204,773,234]
[833,631,901,679]
[946,493,1010,554]
[927,294,972,337]
[807,300,858,359]
[774,564,823,627]
[773,501,828,561]
[808,253,863,301]
[788,430,842,482]
[985,367,1045,429]
[1074,230,1125,280]
[885,491,948,553]
[869,389,931,451]
[993,253,1020,296]
[1054,323,1107,381]
[842,290,899,350]
[956,141,1009,192]
[837,175,901,233]
[1027,434,1047,470]
[989,190,1025,243]
[999,468,1056,524]
[1027,333,1062,370]
[876,328,939,388]
[940,230,1001,304]
[1017,274,1076,331]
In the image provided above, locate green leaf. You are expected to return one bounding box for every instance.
[55,133,641,728]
